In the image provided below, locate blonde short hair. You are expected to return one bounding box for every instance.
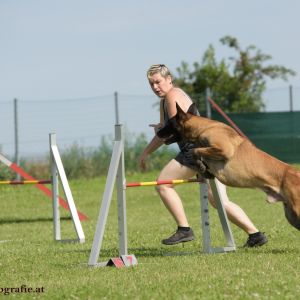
[147,64,173,80]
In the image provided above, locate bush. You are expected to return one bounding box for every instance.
[0,163,16,180]
[4,131,178,180]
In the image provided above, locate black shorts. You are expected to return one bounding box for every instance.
[174,144,198,171]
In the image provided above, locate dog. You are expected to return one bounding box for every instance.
[157,103,300,230]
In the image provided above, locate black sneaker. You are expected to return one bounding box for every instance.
[244,232,268,248]
[162,228,195,245]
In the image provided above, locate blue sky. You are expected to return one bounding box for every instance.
[1,0,299,101]
[1,1,300,157]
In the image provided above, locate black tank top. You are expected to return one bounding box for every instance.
[162,99,200,152]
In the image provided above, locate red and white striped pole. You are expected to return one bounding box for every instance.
[0,153,88,221]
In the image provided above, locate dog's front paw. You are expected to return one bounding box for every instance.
[202,171,215,179]
[196,158,207,173]
[186,148,215,179]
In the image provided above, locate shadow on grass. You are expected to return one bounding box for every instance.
[62,246,201,258]
[238,245,300,254]
[268,248,300,254]
[0,216,72,224]
[128,246,202,257]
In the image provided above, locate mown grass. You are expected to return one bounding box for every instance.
[1,170,300,299]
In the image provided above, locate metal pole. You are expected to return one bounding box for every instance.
[205,88,212,119]
[88,137,123,265]
[200,181,211,253]
[289,85,293,112]
[126,178,203,187]
[50,133,85,243]
[14,98,20,180]
[209,179,236,250]
[114,91,120,125]
[115,125,127,256]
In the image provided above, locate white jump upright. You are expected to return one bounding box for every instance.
[88,124,235,267]
[200,180,236,253]
[88,125,129,267]
[49,133,85,243]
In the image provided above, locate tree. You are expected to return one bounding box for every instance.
[174,36,296,112]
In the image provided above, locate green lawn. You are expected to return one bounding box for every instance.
[1,171,300,299]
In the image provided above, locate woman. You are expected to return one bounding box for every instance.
[138,64,267,247]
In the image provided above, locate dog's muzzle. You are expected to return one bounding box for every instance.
[156,119,181,145]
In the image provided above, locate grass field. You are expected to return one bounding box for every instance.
[1,170,300,299]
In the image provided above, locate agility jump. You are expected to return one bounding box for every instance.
[0,152,88,221]
[0,133,85,243]
[0,180,52,185]
[126,178,203,188]
[88,125,236,268]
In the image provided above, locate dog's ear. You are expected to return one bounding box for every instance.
[175,103,190,121]
[187,103,197,114]
[175,102,184,114]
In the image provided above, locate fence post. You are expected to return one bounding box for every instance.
[114,91,120,125]
[289,85,293,112]
[14,98,20,180]
[205,88,212,119]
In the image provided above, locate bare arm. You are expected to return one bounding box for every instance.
[139,135,164,171]
[165,88,193,117]
[144,135,164,155]
[138,100,165,170]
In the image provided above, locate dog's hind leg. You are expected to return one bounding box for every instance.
[281,168,300,230]
[283,203,300,230]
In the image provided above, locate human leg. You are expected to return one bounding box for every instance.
[156,159,197,227]
[156,159,267,246]
[156,159,197,244]
[208,179,267,247]
[208,180,258,234]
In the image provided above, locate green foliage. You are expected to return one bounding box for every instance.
[0,163,15,180]
[0,156,52,181]
[58,131,176,179]
[0,145,14,180]
[0,132,177,180]
[174,36,296,112]
[61,143,95,178]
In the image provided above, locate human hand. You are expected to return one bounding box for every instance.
[138,152,148,171]
[149,123,162,135]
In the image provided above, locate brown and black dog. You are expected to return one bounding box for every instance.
[157,103,300,230]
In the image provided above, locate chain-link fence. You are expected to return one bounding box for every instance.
[1,86,299,160]
[1,94,160,159]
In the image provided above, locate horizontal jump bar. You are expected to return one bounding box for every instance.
[0,180,52,185]
[126,178,203,188]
